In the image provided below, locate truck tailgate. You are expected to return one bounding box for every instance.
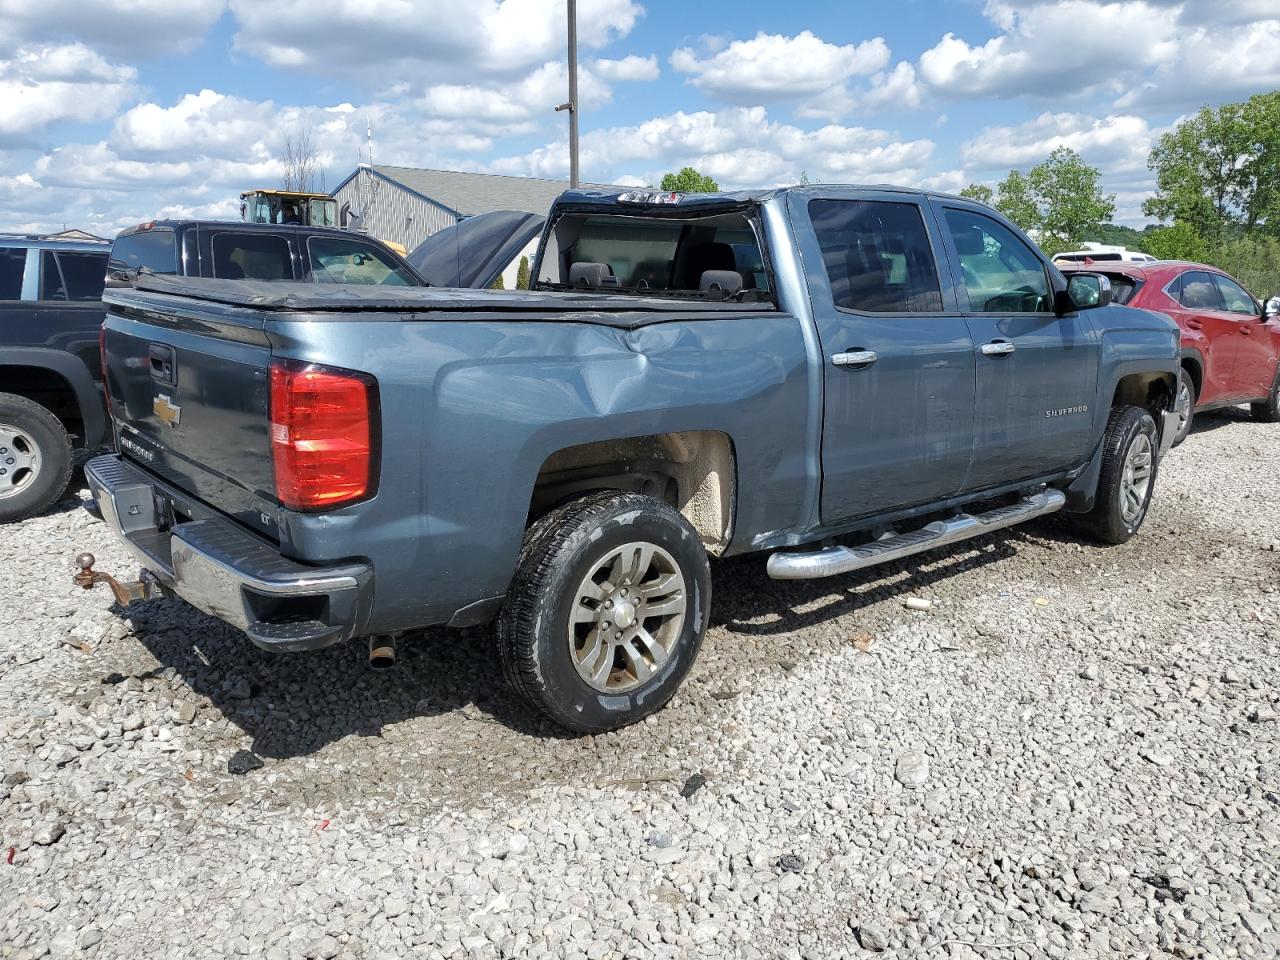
[102,292,277,538]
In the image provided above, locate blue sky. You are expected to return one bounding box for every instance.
[1,0,1277,234]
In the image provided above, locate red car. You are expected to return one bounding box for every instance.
[1063,261,1280,445]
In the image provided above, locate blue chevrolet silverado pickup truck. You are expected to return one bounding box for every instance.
[77,186,1181,732]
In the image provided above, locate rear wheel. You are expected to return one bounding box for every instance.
[1250,369,1280,423]
[1073,404,1159,545]
[497,490,711,733]
[1172,367,1196,446]
[0,392,73,524]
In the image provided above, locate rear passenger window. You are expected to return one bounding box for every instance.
[809,200,942,313]
[945,209,1051,313]
[50,252,107,300]
[0,247,26,300]
[1178,271,1224,311]
[211,233,292,280]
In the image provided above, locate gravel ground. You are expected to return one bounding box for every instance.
[2,407,1278,960]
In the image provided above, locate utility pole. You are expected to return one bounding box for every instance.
[555,0,580,187]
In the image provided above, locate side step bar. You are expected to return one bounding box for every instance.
[767,488,1067,580]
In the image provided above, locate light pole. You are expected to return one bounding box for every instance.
[555,0,580,188]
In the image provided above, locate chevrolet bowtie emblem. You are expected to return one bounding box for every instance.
[153,393,181,427]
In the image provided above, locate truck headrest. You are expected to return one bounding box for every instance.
[699,270,743,298]
[569,262,616,287]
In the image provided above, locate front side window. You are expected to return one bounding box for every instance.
[1213,274,1257,314]
[211,233,292,280]
[0,247,27,300]
[809,199,942,313]
[945,209,1051,313]
[1178,271,1224,311]
[307,237,415,285]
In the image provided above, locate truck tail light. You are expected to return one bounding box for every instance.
[269,359,379,511]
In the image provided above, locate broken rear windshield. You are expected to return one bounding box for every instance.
[536,211,772,301]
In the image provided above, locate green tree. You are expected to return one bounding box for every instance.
[960,183,994,206]
[993,169,1039,235]
[515,255,530,290]
[490,272,505,290]
[660,167,719,192]
[1142,222,1210,263]
[990,148,1115,254]
[1144,91,1280,246]
[1213,235,1280,298]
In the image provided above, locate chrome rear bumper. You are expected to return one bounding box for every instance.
[83,454,372,652]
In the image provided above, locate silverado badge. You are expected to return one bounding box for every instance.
[153,393,181,427]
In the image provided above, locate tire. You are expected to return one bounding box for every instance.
[0,392,73,524]
[1073,405,1159,545]
[1172,367,1196,446]
[497,490,712,733]
[1250,368,1280,423]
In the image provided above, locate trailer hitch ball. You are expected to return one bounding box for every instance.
[71,552,158,605]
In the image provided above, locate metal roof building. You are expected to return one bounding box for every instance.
[331,164,618,253]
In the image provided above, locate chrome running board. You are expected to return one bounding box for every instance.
[767,488,1067,580]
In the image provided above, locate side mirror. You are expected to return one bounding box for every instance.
[1065,272,1113,311]
[1265,296,1280,318]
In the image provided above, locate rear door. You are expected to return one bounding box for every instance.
[33,249,110,379]
[790,191,975,522]
[935,204,1099,491]
[1212,272,1277,399]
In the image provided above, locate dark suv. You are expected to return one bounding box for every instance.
[0,222,426,523]
[0,234,111,522]
[108,221,426,287]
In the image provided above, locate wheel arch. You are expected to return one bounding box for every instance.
[528,430,737,555]
[0,349,105,449]
[1179,348,1204,400]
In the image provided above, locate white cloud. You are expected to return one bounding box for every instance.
[591,54,659,82]
[0,0,225,56]
[112,90,277,161]
[228,0,642,79]
[961,112,1158,176]
[0,45,136,141]
[491,106,935,190]
[916,0,1278,109]
[671,31,890,103]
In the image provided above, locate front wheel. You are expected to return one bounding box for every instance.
[1072,405,1159,545]
[0,392,74,524]
[497,491,712,733]
[1251,369,1280,423]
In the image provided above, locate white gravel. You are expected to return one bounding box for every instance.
[2,406,1278,960]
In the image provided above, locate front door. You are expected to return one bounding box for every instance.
[1169,270,1248,404]
[791,192,975,523]
[934,205,1099,491]
[1211,272,1279,399]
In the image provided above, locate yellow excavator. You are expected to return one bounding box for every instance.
[239,189,407,255]
[240,189,337,228]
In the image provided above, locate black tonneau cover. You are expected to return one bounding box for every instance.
[112,274,777,329]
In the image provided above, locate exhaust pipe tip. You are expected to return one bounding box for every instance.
[368,634,397,670]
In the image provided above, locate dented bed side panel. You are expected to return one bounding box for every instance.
[264,312,812,632]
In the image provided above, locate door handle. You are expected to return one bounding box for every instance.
[981,340,1016,357]
[832,350,878,368]
[1186,319,1203,330]
[1241,325,1252,335]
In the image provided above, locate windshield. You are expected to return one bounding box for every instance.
[536,209,771,300]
